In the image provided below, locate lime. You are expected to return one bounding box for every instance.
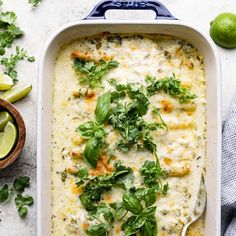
[0,111,14,132]
[210,13,236,49]
[0,81,32,103]
[0,74,13,91]
[0,132,3,145]
[0,121,18,159]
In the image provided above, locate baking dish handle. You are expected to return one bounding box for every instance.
[84,0,176,20]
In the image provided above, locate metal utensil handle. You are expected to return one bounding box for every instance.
[84,0,176,20]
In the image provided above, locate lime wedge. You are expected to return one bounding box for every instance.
[0,74,13,91]
[0,81,32,103]
[0,111,14,132]
[0,121,18,159]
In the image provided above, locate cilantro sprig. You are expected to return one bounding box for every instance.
[1,46,35,82]
[146,74,197,102]
[0,7,23,56]
[109,83,167,153]
[0,176,33,217]
[73,58,119,88]
[78,162,133,211]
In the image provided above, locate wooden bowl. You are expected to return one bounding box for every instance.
[0,98,26,169]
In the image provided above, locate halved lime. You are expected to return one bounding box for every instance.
[0,74,13,91]
[0,121,18,159]
[0,132,3,145]
[0,81,32,103]
[0,111,14,132]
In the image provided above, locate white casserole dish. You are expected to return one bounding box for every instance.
[37,1,221,235]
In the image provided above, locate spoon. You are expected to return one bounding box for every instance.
[181,175,207,236]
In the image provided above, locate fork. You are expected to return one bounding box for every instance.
[181,175,207,236]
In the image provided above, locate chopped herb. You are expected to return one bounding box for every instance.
[13,176,30,193]
[73,58,119,88]
[61,170,67,182]
[1,46,35,82]
[14,194,33,217]
[146,74,197,102]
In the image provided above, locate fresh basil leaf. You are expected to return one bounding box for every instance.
[140,218,157,236]
[135,188,156,207]
[141,206,156,218]
[95,92,111,124]
[89,203,115,223]
[110,202,126,220]
[0,184,10,203]
[122,215,146,236]
[13,176,30,193]
[77,121,106,139]
[123,192,143,215]
[86,223,109,236]
[83,137,100,168]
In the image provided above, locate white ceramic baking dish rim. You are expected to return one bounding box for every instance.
[37,19,221,236]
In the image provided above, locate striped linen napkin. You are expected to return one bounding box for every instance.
[222,96,236,235]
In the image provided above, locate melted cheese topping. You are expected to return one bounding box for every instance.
[51,34,206,236]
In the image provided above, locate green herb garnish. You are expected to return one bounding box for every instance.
[73,58,119,88]
[0,176,33,217]
[1,46,35,82]
[77,92,111,168]
[29,0,41,7]
[0,9,23,55]
[0,184,10,203]
[13,176,30,193]
[14,194,33,217]
[79,162,133,211]
[140,160,169,195]
[146,74,197,102]
[109,83,166,153]
[121,191,157,236]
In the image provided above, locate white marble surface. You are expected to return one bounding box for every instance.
[0,0,235,235]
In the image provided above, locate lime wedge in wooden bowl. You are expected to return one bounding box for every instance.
[0,111,14,132]
[0,121,18,160]
[0,74,13,91]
